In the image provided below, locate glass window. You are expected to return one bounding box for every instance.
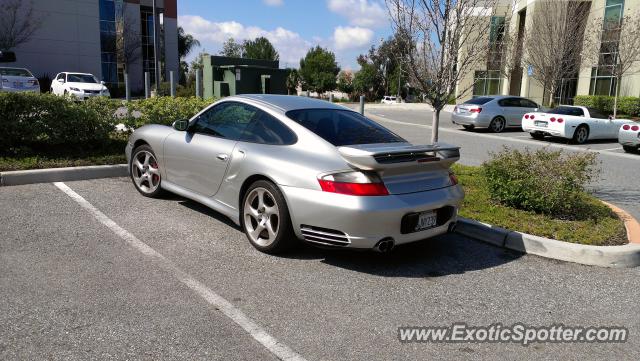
[240,111,296,145]
[99,0,115,22]
[519,99,538,108]
[464,97,494,105]
[546,106,584,117]
[587,107,608,119]
[286,109,405,146]
[0,68,33,77]
[192,102,257,140]
[498,98,520,107]
[67,74,99,83]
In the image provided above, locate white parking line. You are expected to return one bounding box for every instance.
[53,182,307,361]
[600,147,623,152]
[368,114,640,160]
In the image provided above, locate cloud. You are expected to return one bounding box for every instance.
[327,0,387,28]
[333,26,374,50]
[263,0,283,6]
[178,15,311,66]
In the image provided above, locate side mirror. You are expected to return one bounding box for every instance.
[172,119,189,131]
[100,80,105,85]
[57,78,64,83]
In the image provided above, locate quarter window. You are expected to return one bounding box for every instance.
[240,110,296,145]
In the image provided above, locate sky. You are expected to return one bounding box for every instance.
[177,0,395,70]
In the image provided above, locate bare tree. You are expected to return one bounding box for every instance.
[116,13,142,73]
[386,0,500,143]
[582,11,640,118]
[523,0,590,106]
[0,0,42,51]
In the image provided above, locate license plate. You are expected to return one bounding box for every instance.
[415,211,437,231]
[535,121,547,128]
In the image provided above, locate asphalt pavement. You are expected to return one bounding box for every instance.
[2,177,640,359]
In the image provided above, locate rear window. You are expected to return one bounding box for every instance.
[285,109,406,146]
[546,106,584,117]
[464,97,494,105]
[0,68,32,77]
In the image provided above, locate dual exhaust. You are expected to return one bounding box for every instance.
[373,222,458,253]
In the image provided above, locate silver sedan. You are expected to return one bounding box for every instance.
[452,95,539,132]
[126,95,464,254]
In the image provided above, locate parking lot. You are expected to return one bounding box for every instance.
[2,117,640,360]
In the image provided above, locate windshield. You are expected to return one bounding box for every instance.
[546,106,584,117]
[0,68,33,77]
[464,97,493,105]
[286,109,406,146]
[67,74,98,83]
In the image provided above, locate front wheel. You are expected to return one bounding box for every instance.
[622,145,638,153]
[572,125,589,144]
[130,145,164,197]
[242,180,295,254]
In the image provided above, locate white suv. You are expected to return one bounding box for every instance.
[381,95,399,104]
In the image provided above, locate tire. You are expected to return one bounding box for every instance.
[622,145,638,153]
[130,145,164,198]
[489,117,506,133]
[462,124,474,130]
[572,125,589,144]
[530,132,545,140]
[241,180,295,254]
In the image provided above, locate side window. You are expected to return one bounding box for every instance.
[56,73,64,81]
[240,110,296,145]
[587,107,607,119]
[191,102,257,140]
[498,98,518,107]
[571,108,585,117]
[520,99,538,108]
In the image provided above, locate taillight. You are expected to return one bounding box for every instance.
[318,171,388,196]
[449,172,458,186]
[28,79,39,86]
[530,115,535,120]
[623,124,630,130]
[550,117,556,122]
[524,115,529,119]
[454,106,458,113]
[632,125,640,131]
[470,107,482,113]
[557,118,564,123]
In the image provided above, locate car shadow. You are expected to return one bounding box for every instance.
[281,232,523,278]
[177,198,242,231]
[458,127,524,134]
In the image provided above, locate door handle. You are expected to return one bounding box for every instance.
[216,154,228,161]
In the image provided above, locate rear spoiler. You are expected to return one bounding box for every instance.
[337,142,460,171]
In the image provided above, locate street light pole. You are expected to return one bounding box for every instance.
[152,0,160,94]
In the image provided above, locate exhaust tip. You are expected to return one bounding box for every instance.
[374,238,395,253]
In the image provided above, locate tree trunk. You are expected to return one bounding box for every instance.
[431,109,440,143]
[613,75,620,118]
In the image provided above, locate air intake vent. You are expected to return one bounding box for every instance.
[300,225,350,246]
[373,152,440,164]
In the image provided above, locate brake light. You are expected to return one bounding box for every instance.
[524,114,529,119]
[28,79,39,86]
[469,107,482,113]
[449,172,458,186]
[318,171,389,196]
[557,118,564,123]
[632,125,639,131]
[623,124,630,130]
[530,115,535,120]
[454,106,459,113]
[550,117,556,122]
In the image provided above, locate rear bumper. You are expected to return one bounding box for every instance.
[618,129,640,147]
[522,120,569,138]
[0,87,40,93]
[281,184,464,249]
[451,112,492,127]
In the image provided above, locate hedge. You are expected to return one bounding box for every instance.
[0,93,216,155]
[573,95,640,117]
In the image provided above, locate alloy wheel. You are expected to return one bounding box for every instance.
[575,127,588,144]
[491,117,505,133]
[243,187,280,247]
[131,150,161,194]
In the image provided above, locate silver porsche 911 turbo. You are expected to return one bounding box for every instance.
[125,95,464,254]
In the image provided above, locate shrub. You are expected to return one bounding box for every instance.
[483,147,600,219]
[574,95,640,117]
[0,93,118,154]
[122,96,216,129]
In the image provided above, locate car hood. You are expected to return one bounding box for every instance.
[67,82,106,91]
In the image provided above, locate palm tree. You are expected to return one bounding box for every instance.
[177,27,200,85]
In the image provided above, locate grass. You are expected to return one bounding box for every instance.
[453,163,627,246]
[0,139,127,171]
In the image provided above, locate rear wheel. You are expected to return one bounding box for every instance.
[489,117,506,133]
[462,124,474,130]
[130,145,164,198]
[572,125,589,144]
[530,132,545,140]
[623,145,638,153]
[242,180,295,254]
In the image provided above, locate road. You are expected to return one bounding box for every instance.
[348,104,640,221]
[2,113,640,360]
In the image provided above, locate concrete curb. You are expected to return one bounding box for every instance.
[456,217,640,268]
[0,164,128,186]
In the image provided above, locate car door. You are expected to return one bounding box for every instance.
[162,102,258,196]
[584,107,610,139]
[517,98,539,126]
[52,73,64,94]
[497,98,520,125]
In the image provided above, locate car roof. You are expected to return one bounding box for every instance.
[232,94,351,113]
